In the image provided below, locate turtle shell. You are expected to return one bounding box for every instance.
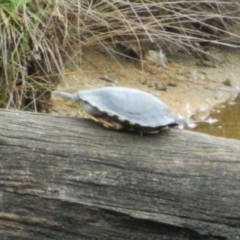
[76,87,178,132]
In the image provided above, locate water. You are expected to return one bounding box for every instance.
[192,96,240,140]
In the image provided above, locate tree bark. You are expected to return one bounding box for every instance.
[0,109,239,240]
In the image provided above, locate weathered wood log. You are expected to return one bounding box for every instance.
[0,109,240,240]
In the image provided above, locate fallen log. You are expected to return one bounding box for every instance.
[0,109,239,240]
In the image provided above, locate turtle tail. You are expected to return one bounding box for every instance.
[52,91,78,102]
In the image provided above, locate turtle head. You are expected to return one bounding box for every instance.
[52,91,78,102]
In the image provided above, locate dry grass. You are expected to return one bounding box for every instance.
[81,0,240,57]
[1,0,240,111]
[0,0,80,111]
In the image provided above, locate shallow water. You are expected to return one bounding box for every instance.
[192,96,240,140]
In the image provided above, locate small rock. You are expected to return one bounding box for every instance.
[145,49,168,67]
[155,83,167,91]
[145,50,159,64]
[223,78,232,86]
[176,75,185,82]
[222,78,237,88]
[148,83,154,88]
[141,80,147,85]
[99,75,118,83]
[168,82,177,87]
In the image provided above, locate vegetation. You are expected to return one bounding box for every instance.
[81,1,240,57]
[0,0,239,111]
[0,0,80,111]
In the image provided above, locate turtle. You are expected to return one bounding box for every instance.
[52,86,185,133]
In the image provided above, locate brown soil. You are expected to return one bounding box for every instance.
[52,46,240,121]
